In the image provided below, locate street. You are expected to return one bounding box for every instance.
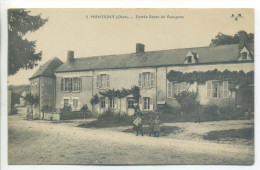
[8,108,254,165]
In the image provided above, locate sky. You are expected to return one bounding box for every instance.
[8,8,254,85]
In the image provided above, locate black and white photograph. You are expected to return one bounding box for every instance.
[4,8,255,166]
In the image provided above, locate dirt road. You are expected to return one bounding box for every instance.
[8,108,254,165]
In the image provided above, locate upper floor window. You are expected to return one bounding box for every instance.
[61,77,82,92]
[97,74,110,89]
[206,80,229,98]
[138,72,155,88]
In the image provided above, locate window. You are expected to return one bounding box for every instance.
[242,52,248,60]
[143,97,150,110]
[64,99,69,107]
[206,81,229,98]
[167,82,188,98]
[72,99,78,110]
[97,74,110,89]
[187,56,192,63]
[127,97,135,108]
[138,72,155,88]
[61,78,82,92]
[109,97,114,109]
[100,97,105,108]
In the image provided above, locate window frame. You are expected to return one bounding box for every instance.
[72,98,79,110]
[206,80,229,99]
[61,77,82,92]
[143,97,150,110]
[100,97,106,108]
[109,97,115,109]
[139,72,155,88]
[127,97,135,108]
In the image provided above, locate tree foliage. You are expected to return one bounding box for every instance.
[8,9,48,75]
[23,93,39,105]
[90,94,100,107]
[210,31,254,46]
[166,69,254,91]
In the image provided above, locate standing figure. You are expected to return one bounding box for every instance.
[133,106,143,136]
[148,116,155,137]
[154,115,160,137]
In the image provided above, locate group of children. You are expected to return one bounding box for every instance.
[133,110,160,137]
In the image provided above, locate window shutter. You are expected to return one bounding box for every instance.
[70,78,73,91]
[219,82,223,98]
[168,82,172,98]
[223,81,229,98]
[138,73,142,87]
[142,73,145,88]
[114,98,117,109]
[150,97,153,110]
[61,78,64,91]
[79,78,82,91]
[96,75,100,88]
[105,97,108,108]
[151,72,155,87]
[139,97,142,110]
[206,81,212,98]
[107,75,110,88]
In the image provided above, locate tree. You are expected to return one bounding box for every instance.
[8,9,48,76]
[210,31,254,46]
[90,94,100,114]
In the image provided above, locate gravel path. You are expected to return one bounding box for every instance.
[8,108,254,165]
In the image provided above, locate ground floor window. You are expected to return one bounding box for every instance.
[207,80,229,98]
[143,97,150,110]
[127,97,135,108]
[64,99,69,107]
[72,99,79,110]
[100,97,105,108]
[109,97,114,109]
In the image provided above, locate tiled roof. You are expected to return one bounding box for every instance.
[55,43,254,72]
[30,57,63,80]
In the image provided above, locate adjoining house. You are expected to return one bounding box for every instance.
[28,57,63,119]
[29,31,254,117]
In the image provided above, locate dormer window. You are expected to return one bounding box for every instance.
[187,56,192,63]
[184,51,199,64]
[242,52,248,60]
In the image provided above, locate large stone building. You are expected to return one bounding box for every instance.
[30,31,254,117]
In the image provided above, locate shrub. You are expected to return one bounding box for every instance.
[60,105,72,112]
[80,104,88,112]
[175,91,200,114]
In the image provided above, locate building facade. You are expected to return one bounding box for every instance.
[30,31,254,116]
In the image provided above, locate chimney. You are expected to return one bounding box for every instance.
[136,43,145,53]
[67,50,74,62]
[239,31,247,49]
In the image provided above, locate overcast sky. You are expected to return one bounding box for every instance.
[8,8,254,85]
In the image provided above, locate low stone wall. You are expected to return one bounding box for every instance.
[60,111,91,120]
[44,112,61,121]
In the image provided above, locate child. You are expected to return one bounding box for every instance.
[154,115,160,137]
[148,116,155,137]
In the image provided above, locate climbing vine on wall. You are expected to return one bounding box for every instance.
[99,86,141,103]
[166,69,254,91]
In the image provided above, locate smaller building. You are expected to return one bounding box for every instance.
[28,57,63,119]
